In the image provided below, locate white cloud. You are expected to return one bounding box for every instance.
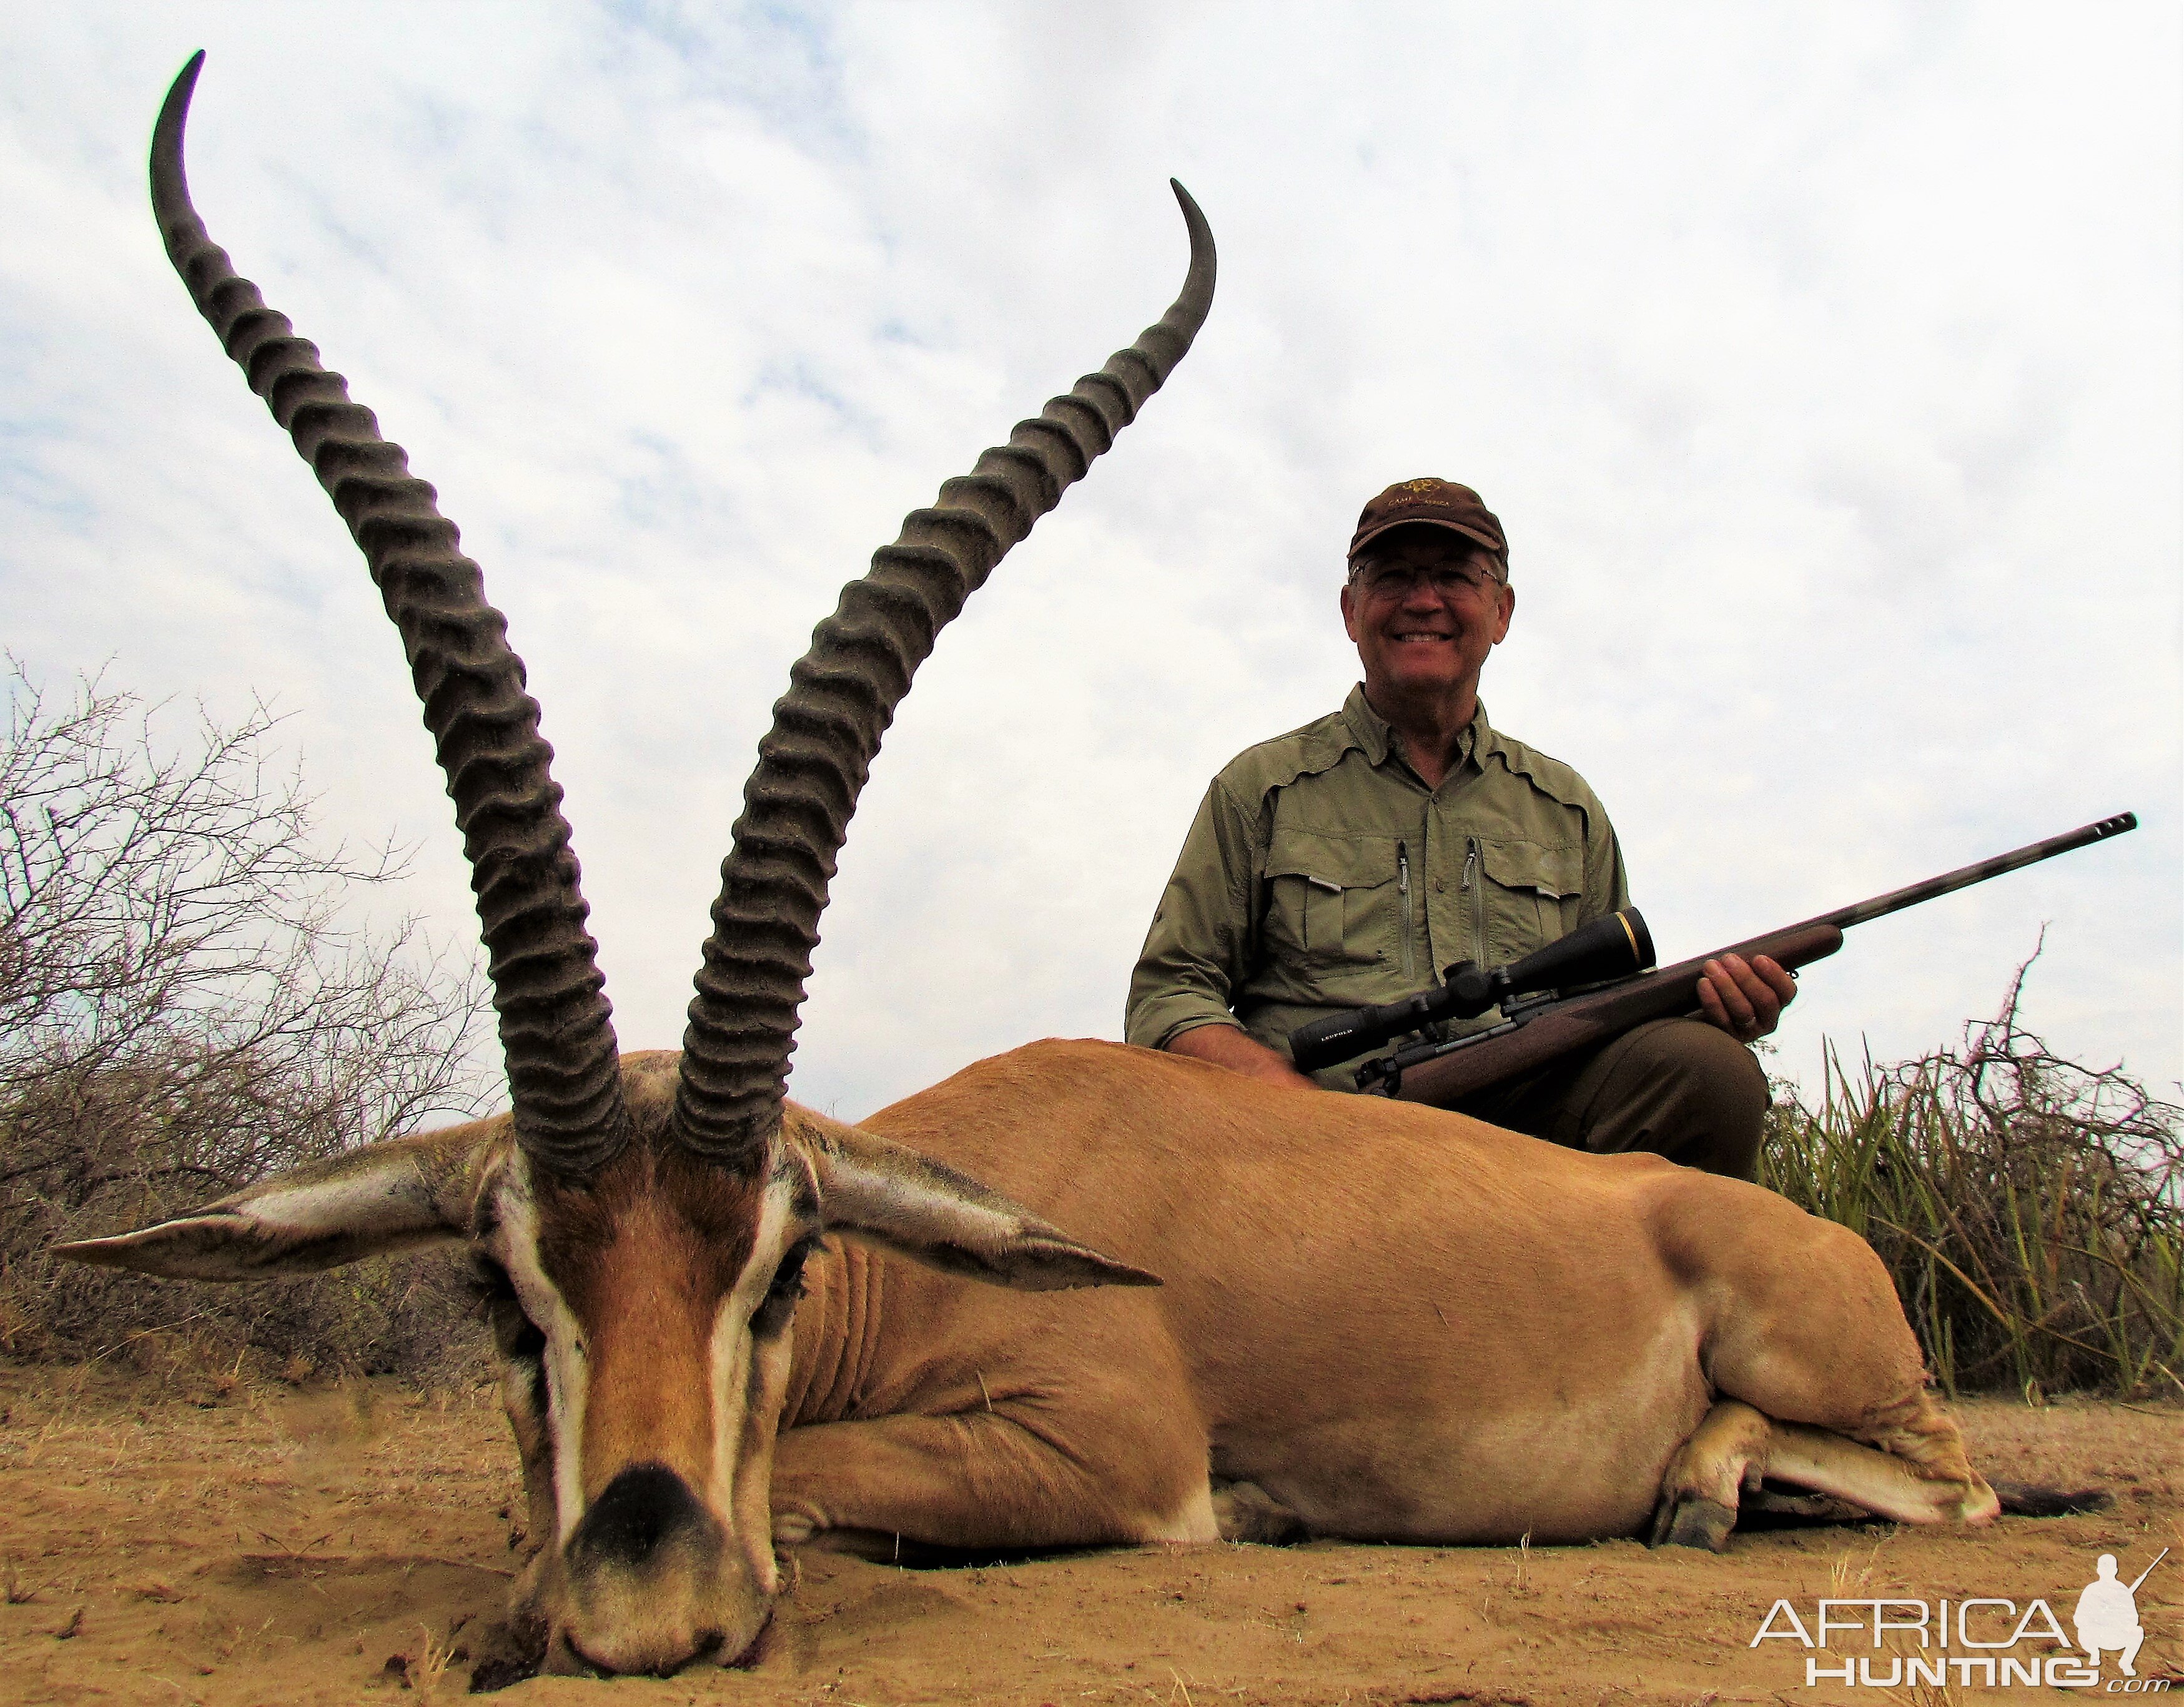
[4,1,2176,1126]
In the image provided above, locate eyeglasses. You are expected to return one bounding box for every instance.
[1350,561,1504,601]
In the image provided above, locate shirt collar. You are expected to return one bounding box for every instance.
[1340,684,1495,777]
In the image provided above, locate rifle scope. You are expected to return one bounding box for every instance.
[1288,907,1657,1074]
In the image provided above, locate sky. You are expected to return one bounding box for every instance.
[4,2,2178,1126]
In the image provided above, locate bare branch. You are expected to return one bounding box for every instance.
[1,657,493,1374]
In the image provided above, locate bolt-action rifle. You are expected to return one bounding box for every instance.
[1285,813,2138,1107]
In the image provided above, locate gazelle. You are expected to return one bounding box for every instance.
[63,54,2020,1683]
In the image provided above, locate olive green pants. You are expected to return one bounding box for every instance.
[1451,1016,1769,1181]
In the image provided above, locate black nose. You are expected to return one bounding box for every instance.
[568,1463,718,1571]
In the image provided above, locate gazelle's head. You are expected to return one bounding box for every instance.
[65,1056,1155,1673]
[56,53,1212,1678]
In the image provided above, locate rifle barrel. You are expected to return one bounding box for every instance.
[1802,813,2136,936]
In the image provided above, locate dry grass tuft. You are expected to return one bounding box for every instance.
[405,1623,458,1701]
[1763,950,2182,1399]
[3,1558,38,1604]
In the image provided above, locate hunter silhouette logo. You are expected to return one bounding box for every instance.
[2077,1550,2166,1680]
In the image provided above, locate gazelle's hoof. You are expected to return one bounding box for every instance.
[1649,1493,1737,1552]
[1212,1480,1306,1545]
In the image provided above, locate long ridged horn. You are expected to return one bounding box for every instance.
[674,184,1217,1164]
[151,54,629,1175]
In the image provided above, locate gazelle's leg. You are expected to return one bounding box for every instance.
[1652,1397,1999,1551]
[1662,1184,1999,1529]
[1839,1386,1996,1512]
[1650,1399,1771,1550]
[1719,1360,1997,1528]
[771,1407,1216,1554]
[1762,1415,1998,1525]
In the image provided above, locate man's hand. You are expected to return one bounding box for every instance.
[1164,1022,1322,1090]
[1696,952,1797,1044]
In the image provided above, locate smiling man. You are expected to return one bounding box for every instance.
[1124,478,1796,1179]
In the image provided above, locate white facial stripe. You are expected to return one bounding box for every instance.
[709,1173,804,1508]
[496,1156,593,1543]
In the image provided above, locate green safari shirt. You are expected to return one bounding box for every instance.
[1125,686,1630,1090]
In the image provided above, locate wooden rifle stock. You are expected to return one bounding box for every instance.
[1384,922,1846,1108]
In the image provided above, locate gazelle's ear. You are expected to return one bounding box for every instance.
[789,1111,1160,1291]
[52,1121,501,1281]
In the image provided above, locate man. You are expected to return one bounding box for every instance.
[1124,478,1797,1179]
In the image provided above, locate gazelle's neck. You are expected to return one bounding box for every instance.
[781,1237,889,1427]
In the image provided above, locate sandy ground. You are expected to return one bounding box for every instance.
[1,1360,2177,1706]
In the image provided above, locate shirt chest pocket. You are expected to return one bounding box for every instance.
[1474,840,1586,967]
[1262,832,1401,973]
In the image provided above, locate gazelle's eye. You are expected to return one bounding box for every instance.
[751,1239,815,1339]
[470,1254,546,1361]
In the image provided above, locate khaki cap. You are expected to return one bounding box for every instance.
[1348,477,1508,563]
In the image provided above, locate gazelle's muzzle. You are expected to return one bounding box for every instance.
[543,1462,769,1676]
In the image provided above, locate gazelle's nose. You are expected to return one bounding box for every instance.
[558,1462,746,1676]
[568,1462,718,1571]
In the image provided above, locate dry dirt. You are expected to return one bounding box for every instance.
[1,1360,2178,1706]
